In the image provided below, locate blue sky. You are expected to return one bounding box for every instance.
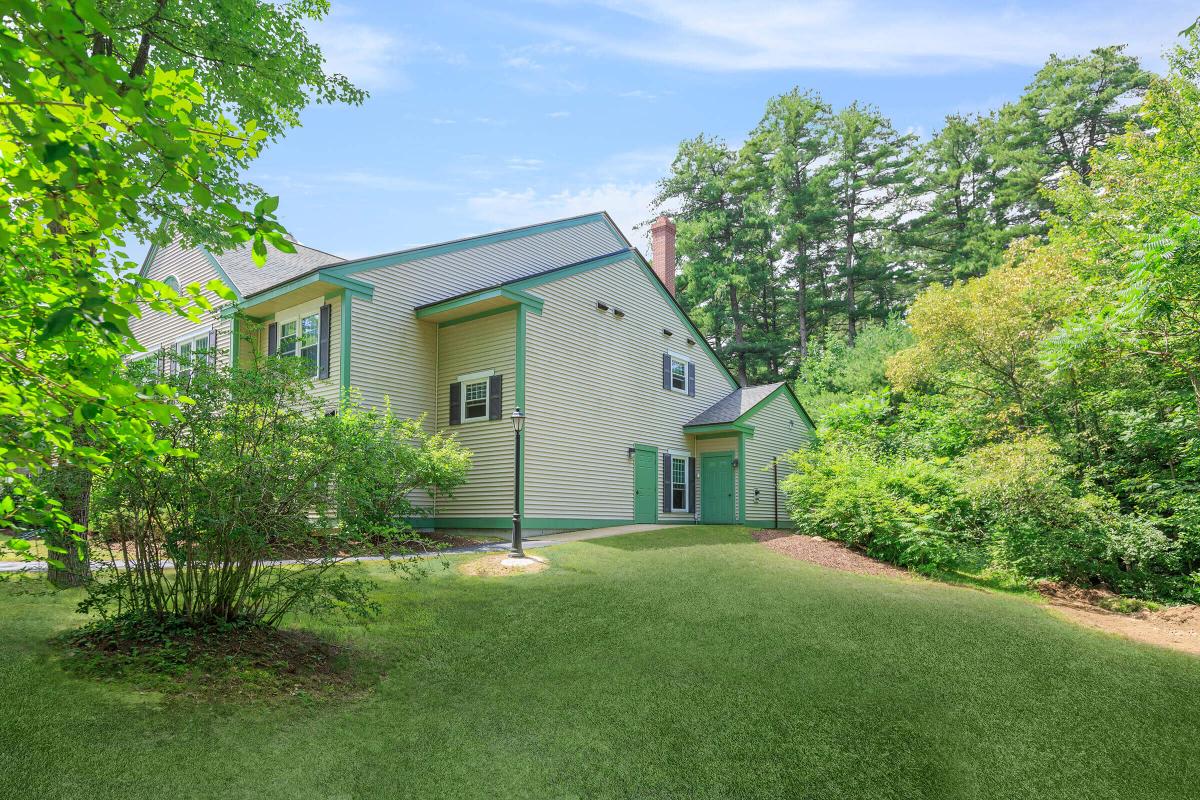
[242,0,1196,258]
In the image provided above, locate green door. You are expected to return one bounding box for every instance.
[633,448,658,524]
[701,452,735,524]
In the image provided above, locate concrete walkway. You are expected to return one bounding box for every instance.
[0,523,683,574]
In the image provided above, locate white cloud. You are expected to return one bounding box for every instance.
[506,157,545,171]
[522,0,1191,72]
[330,171,447,192]
[464,183,659,249]
[618,89,658,100]
[547,110,572,118]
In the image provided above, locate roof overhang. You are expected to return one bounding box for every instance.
[220,270,374,318]
[682,421,756,437]
[414,286,545,324]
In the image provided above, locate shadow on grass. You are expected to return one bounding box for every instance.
[583,526,754,552]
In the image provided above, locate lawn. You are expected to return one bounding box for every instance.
[1,525,1198,799]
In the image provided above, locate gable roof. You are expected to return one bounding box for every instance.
[686,381,816,431]
[208,240,343,297]
[685,383,785,426]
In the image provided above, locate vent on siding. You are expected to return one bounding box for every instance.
[596,300,609,311]
[663,328,673,337]
[612,307,625,318]
[686,337,696,346]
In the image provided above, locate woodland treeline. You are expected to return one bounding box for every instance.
[659,36,1200,601]
[653,45,1151,387]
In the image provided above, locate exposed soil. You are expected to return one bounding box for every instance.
[1035,581,1200,657]
[56,616,377,702]
[751,530,913,579]
[458,553,548,578]
[753,530,1200,657]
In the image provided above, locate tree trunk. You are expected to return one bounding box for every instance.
[46,462,91,589]
[844,206,857,346]
[729,283,748,387]
[797,248,809,359]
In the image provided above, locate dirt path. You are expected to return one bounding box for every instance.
[752,530,1200,657]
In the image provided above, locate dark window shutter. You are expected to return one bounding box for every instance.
[157,347,166,377]
[688,456,696,513]
[687,362,696,397]
[661,452,672,513]
[488,374,503,420]
[208,328,218,366]
[318,303,331,379]
[662,353,671,390]
[267,322,278,356]
[449,382,461,425]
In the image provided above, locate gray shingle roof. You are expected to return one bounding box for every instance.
[209,241,343,297]
[685,383,785,427]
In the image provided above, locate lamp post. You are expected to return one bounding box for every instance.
[510,407,526,558]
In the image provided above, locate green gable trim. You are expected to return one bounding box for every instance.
[683,422,755,436]
[321,212,612,279]
[136,243,160,278]
[630,443,657,452]
[436,306,516,328]
[340,291,353,395]
[199,245,243,301]
[414,286,544,319]
[507,250,740,392]
[235,270,374,311]
[737,383,817,433]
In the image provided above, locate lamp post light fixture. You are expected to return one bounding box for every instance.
[510,407,526,558]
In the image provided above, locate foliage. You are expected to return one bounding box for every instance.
[784,443,970,571]
[86,358,470,626]
[793,319,913,419]
[0,0,354,566]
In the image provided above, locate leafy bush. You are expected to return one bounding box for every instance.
[794,320,913,421]
[960,437,1184,599]
[88,356,470,626]
[784,443,971,571]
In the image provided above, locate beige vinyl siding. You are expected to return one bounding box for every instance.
[250,295,342,410]
[524,256,738,521]
[744,391,814,525]
[347,218,622,428]
[130,242,234,367]
[695,435,740,521]
[434,311,517,516]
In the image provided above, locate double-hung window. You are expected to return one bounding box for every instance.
[670,455,689,512]
[664,352,693,395]
[463,378,489,420]
[670,356,687,391]
[175,333,209,379]
[278,312,320,378]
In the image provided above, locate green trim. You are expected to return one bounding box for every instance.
[737,383,817,432]
[742,519,796,529]
[738,435,747,524]
[630,443,657,452]
[692,431,743,441]
[506,249,739,392]
[235,270,374,310]
[436,306,517,328]
[516,305,527,518]
[340,291,352,396]
[198,246,243,301]
[414,286,544,319]
[410,516,645,530]
[683,421,756,436]
[136,243,161,278]
[322,213,610,279]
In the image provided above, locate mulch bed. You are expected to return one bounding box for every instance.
[56,616,377,702]
[751,529,913,579]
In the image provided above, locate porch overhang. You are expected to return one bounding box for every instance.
[219,270,374,319]
[414,286,545,324]
[683,421,755,438]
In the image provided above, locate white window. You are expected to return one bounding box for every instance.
[163,275,180,294]
[463,378,489,420]
[670,354,689,393]
[671,455,689,512]
[278,312,320,377]
[175,333,209,379]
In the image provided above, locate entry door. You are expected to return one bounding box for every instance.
[633,448,658,524]
[700,452,735,524]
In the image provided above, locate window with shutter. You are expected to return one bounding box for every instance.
[665,352,692,394]
[276,312,321,378]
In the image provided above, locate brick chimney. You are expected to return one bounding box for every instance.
[650,214,677,296]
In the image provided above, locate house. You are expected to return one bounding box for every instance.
[130,212,815,533]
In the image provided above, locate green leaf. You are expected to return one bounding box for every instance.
[40,307,76,340]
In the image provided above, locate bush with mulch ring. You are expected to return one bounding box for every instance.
[55,615,379,702]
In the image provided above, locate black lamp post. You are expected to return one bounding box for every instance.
[510,407,526,558]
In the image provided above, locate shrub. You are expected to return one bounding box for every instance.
[783,443,971,571]
[87,356,470,626]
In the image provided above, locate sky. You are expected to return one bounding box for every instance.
[240,0,1197,259]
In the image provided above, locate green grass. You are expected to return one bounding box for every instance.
[2,525,1198,799]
